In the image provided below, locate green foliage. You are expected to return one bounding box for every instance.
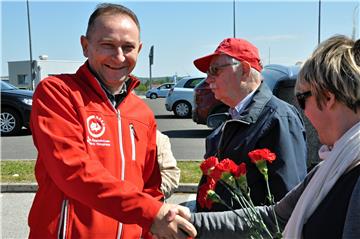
[136,83,148,92]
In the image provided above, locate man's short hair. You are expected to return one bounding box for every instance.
[86,3,140,38]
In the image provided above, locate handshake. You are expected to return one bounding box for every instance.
[150,203,197,239]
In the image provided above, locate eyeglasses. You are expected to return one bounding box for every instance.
[296,91,312,110]
[207,62,239,77]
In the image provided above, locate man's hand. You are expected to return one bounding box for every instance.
[151,204,197,239]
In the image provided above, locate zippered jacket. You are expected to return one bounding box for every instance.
[29,62,163,239]
[196,82,308,211]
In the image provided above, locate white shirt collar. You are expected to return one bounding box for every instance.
[229,88,257,119]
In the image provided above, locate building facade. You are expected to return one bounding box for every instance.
[8,59,83,89]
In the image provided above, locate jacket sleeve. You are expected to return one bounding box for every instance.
[30,78,162,231]
[191,169,315,238]
[156,130,180,198]
[142,123,165,201]
[191,205,279,238]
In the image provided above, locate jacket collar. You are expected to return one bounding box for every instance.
[236,81,272,124]
[76,61,140,100]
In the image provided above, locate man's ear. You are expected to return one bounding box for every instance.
[241,61,251,77]
[324,91,336,110]
[138,41,143,53]
[80,35,88,58]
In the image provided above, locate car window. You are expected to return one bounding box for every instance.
[1,81,17,90]
[184,78,203,88]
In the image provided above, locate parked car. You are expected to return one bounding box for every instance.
[193,64,321,168]
[1,81,33,136]
[165,76,204,117]
[145,82,175,99]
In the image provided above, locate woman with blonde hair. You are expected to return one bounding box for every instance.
[187,35,360,238]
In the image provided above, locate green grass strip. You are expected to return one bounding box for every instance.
[0,160,36,183]
[1,160,202,184]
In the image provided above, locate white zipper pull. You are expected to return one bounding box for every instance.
[129,124,136,161]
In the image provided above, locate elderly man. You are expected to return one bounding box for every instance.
[193,38,308,212]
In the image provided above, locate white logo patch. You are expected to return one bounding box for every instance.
[87,115,106,138]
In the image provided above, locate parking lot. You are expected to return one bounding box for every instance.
[1,97,212,161]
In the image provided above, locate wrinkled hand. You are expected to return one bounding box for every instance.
[151,204,196,239]
[165,206,191,222]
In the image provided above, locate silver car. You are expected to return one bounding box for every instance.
[165,76,204,118]
[145,83,175,99]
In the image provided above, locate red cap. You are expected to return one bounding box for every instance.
[193,38,262,73]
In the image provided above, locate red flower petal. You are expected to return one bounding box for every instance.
[210,159,235,181]
[248,148,276,164]
[200,156,219,175]
[197,177,217,209]
[233,162,247,178]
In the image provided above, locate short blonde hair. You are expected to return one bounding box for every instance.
[296,35,360,113]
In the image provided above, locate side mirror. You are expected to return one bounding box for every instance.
[206,113,230,129]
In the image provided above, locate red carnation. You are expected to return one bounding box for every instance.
[233,162,247,178]
[248,148,276,164]
[197,177,217,209]
[200,156,219,176]
[210,158,236,182]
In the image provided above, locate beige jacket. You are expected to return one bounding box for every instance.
[156,130,180,198]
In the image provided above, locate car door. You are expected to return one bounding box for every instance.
[158,84,172,98]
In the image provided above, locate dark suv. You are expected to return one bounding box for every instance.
[192,64,321,167]
[1,81,33,136]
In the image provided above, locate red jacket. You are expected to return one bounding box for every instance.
[29,63,163,238]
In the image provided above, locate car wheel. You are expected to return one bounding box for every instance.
[150,93,157,99]
[173,101,191,118]
[1,108,22,136]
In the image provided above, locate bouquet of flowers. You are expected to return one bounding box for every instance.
[197,148,281,239]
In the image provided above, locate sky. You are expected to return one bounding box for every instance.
[1,0,359,78]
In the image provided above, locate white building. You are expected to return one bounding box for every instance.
[8,58,83,89]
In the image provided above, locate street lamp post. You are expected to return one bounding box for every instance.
[233,0,236,38]
[318,0,321,45]
[352,3,359,40]
[149,45,154,90]
[26,0,34,90]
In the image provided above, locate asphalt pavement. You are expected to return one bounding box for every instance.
[1,192,196,239]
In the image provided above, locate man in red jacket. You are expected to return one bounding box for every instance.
[28,3,196,239]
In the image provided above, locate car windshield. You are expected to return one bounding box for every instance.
[1,81,17,91]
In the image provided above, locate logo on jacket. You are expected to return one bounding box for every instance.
[87,115,106,138]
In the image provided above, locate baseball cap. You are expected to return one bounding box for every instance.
[193,38,262,73]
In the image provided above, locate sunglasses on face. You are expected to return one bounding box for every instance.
[207,62,239,77]
[296,91,312,110]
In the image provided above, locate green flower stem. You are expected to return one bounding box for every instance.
[218,180,273,239]
[219,181,255,225]
[264,175,281,237]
